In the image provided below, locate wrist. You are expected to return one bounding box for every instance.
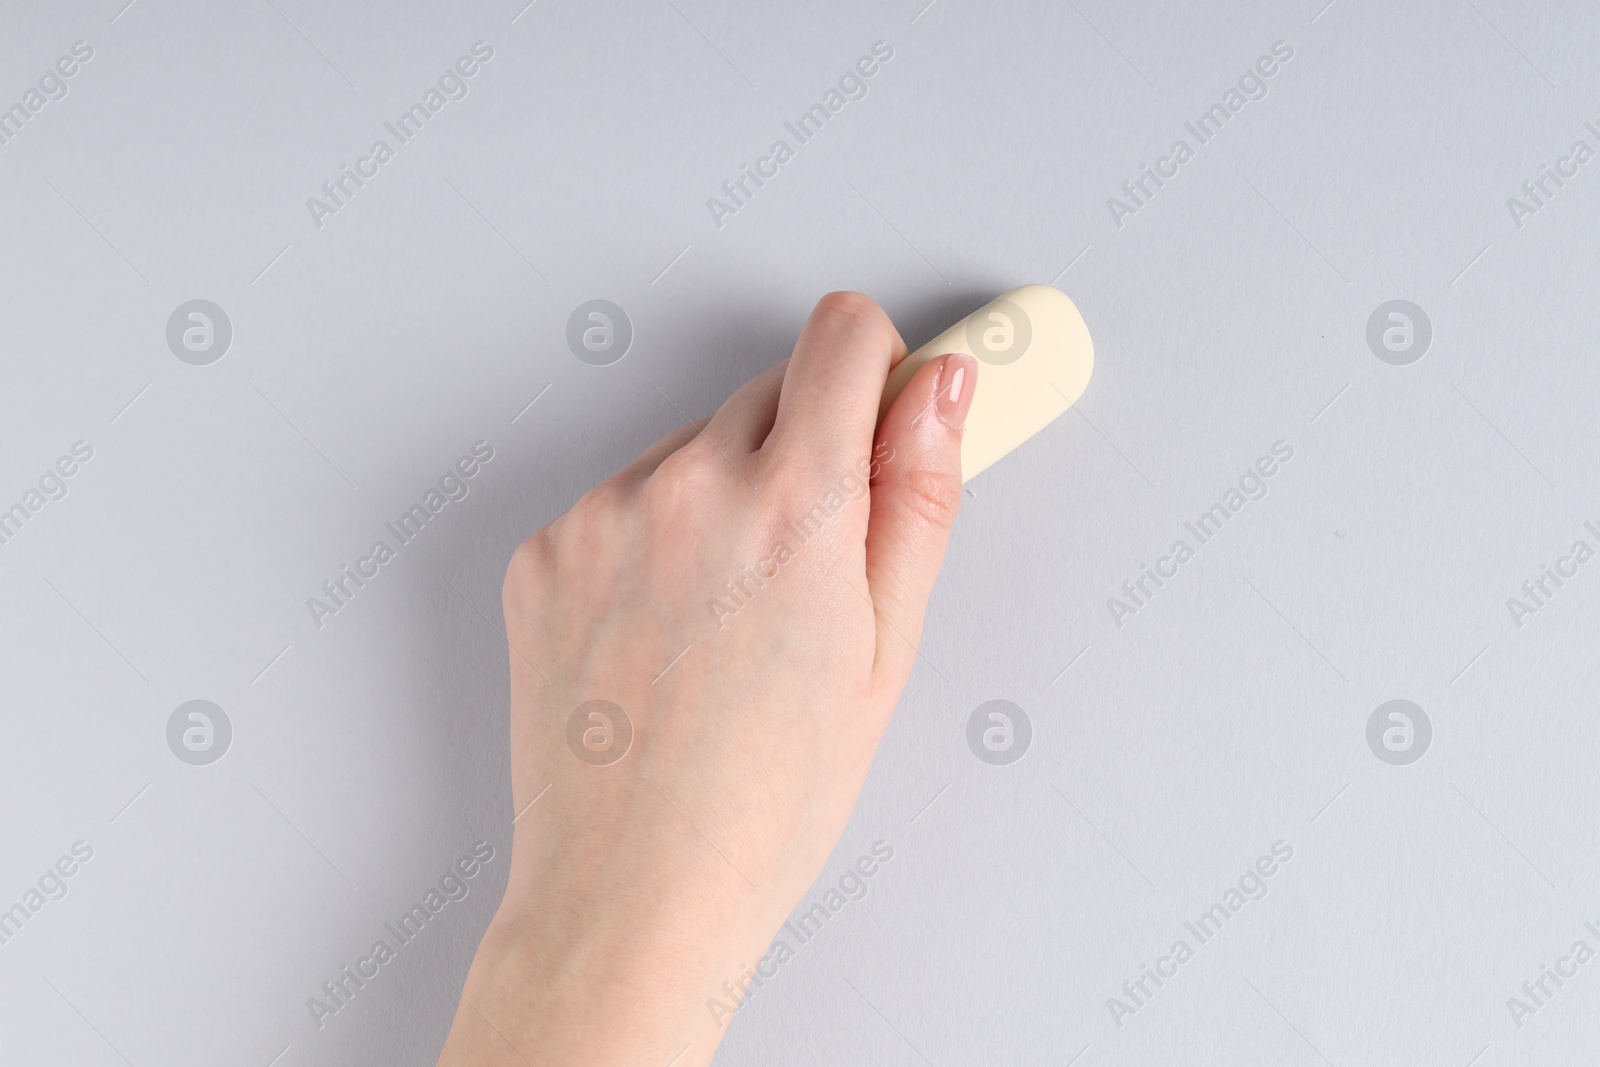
[439,859,772,1067]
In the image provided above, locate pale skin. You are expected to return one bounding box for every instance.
[436,292,977,1066]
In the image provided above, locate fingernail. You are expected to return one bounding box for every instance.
[937,353,978,430]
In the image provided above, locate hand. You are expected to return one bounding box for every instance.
[436,292,977,1066]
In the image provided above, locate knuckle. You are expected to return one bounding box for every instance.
[577,475,628,515]
[650,437,726,498]
[560,480,628,546]
[522,477,632,578]
[899,468,961,530]
[502,533,552,606]
[761,446,881,516]
[759,449,820,498]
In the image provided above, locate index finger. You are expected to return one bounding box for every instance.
[764,292,908,470]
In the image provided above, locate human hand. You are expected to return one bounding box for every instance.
[436,292,977,1066]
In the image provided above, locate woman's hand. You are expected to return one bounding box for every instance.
[437,292,977,1066]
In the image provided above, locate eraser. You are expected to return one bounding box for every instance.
[880,284,1094,482]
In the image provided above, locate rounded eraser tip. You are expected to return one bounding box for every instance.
[881,284,1094,482]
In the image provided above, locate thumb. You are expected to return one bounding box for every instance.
[863,351,977,683]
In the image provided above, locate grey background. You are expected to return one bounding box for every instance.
[2,0,1597,1063]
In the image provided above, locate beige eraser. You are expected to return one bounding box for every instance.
[880,284,1094,482]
